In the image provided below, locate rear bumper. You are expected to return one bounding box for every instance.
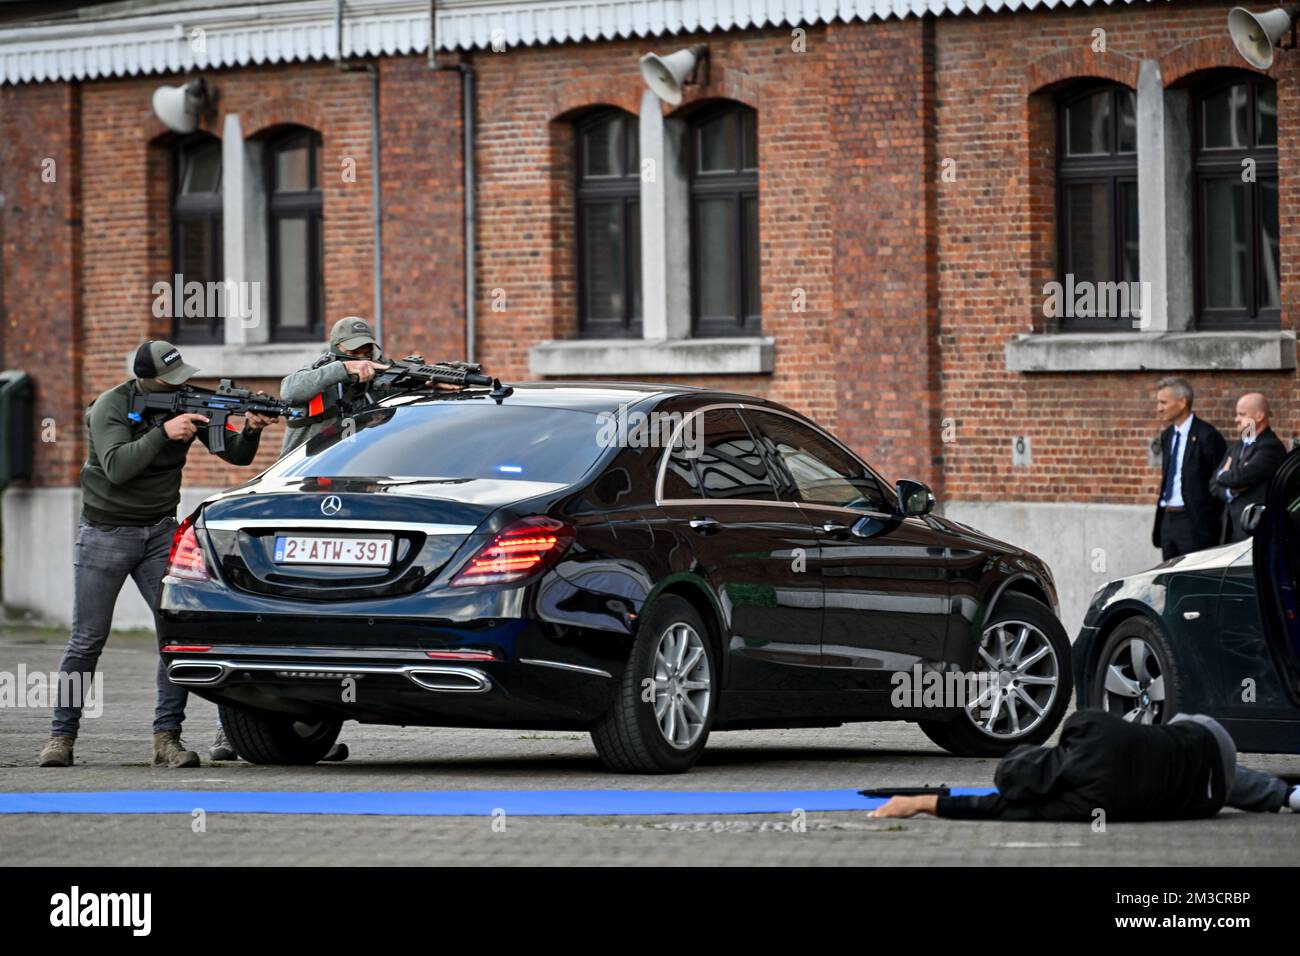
[164,643,621,729]
[157,556,642,728]
[168,658,495,693]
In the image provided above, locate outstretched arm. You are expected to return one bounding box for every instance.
[868,795,940,818]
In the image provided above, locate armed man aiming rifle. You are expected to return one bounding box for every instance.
[128,377,300,453]
[277,316,480,456]
[39,341,280,770]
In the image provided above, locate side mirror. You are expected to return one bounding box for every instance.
[1242,503,1266,534]
[895,479,935,517]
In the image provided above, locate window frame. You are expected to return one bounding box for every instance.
[688,104,761,338]
[691,407,779,502]
[1054,82,1140,332]
[575,109,642,339]
[741,408,892,513]
[1192,72,1280,330]
[655,403,892,511]
[170,133,225,344]
[267,128,325,344]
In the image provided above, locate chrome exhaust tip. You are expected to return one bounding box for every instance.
[404,667,492,693]
[167,661,228,685]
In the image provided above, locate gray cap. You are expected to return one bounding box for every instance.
[330,316,378,352]
[133,340,199,386]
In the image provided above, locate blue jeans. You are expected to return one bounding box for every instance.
[50,516,186,739]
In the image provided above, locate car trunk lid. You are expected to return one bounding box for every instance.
[197,476,563,601]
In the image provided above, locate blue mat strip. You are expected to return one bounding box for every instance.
[0,788,997,817]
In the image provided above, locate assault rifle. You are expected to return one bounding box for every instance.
[363,356,513,403]
[128,380,300,453]
[369,357,495,390]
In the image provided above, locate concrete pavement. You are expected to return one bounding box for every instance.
[2,626,1298,866]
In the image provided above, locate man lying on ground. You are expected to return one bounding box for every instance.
[869,709,1300,821]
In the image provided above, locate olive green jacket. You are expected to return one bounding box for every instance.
[81,380,262,526]
[279,354,397,456]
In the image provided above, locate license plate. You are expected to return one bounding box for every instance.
[273,535,393,567]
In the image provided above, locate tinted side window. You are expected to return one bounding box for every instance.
[746,412,888,510]
[661,432,704,499]
[690,408,776,501]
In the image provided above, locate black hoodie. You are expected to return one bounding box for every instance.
[936,709,1227,822]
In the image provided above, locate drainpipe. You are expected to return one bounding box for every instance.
[430,0,477,363]
[335,0,384,345]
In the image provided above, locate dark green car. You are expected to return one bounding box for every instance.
[1074,446,1300,754]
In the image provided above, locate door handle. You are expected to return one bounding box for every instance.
[822,521,851,537]
[689,517,721,534]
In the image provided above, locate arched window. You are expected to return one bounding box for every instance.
[576,109,640,337]
[1194,73,1278,328]
[267,127,324,341]
[690,104,759,336]
[1056,83,1138,329]
[172,133,223,342]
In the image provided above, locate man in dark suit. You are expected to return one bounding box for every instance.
[1210,392,1287,542]
[1152,377,1227,560]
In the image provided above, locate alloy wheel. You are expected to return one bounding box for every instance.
[966,619,1061,739]
[1099,636,1166,724]
[652,621,712,750]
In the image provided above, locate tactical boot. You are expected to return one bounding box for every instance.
[38,736,75,767]
[153,730,200,768]
[210,725,237,762]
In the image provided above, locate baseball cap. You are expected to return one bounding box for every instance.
[330,316,379,352]
[133,340,199,386]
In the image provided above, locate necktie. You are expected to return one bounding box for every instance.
[1162,430,1180,505]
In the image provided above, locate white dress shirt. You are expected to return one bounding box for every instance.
[1160,414,1195,508]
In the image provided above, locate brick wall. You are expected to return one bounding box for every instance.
[3,0,1299,511]
[936,0,1300,506]
[0,82,83,487]
[827,17,941,491]
[470,28,849,467]
[377,57,466,362]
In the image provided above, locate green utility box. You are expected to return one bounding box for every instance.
[0,370,33,485]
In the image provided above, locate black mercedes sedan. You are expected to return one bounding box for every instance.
[1075,444,1300,754]
[158,383,1070,773]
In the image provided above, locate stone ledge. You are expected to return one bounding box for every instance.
[530,337,775,377]
[123,343,324,381]
[1006,330,1297,373]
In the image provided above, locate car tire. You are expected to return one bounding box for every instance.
[590,595,717,774]
[218,704,343,765]
[1089,616,1182,724]
[918,593,1072,757]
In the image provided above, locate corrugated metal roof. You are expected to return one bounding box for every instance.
[0,0,1155,85]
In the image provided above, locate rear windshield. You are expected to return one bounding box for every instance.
[267,401,608,485]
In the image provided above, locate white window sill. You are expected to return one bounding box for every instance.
[1005,330,1297,373]
[530,337,775,377]
[123,343,325,381]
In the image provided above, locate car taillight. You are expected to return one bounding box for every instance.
[167,515,209,582]
[451,517,573,587]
